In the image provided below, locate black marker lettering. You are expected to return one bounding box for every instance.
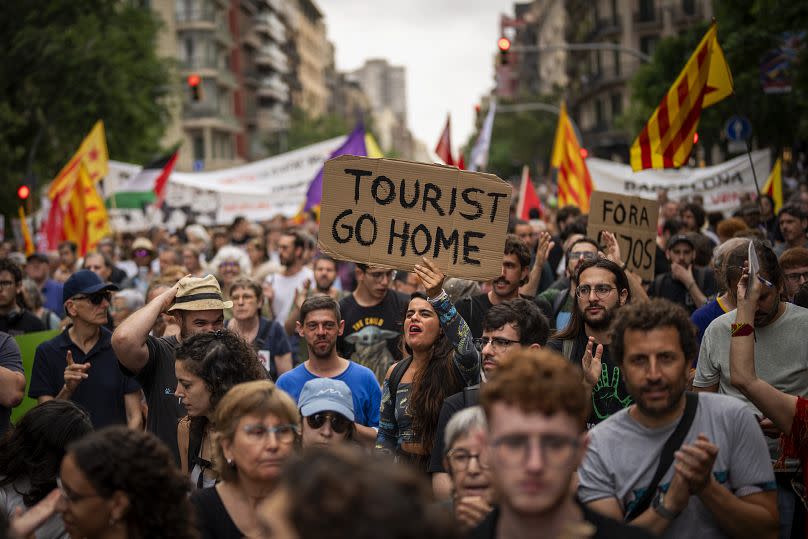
[410,224,432,256]
[345,169,372,204]
[371,176,395,205]
[399,179,420,209]
[434,227,459,264]
[388,219,410,256]
[332,209,354,244]
[421,183,445,216]
[462,231,485,265]
[354,214,377,246]
[460,188,483,220]
[486,192,508,223]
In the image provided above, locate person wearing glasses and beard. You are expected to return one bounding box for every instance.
[547,257,633,428]
[29,270,142,429]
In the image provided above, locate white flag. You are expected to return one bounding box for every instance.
[469,100,497,172]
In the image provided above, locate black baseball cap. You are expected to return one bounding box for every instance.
[667,234,695,250]
[63,270,118,304]
[26,253,49,263]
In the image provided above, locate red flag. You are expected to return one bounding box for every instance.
[153,151,179,208]
[516,165,542,220]
[434,115,455,166]
[457,154,465,170]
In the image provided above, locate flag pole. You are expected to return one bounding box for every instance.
[730,92,762,200]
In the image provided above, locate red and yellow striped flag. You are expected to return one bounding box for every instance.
[47,120,109,202]
[62,163,111,255]
[18,207,35,256]
[551,102,594,213]
[630,23,733,171]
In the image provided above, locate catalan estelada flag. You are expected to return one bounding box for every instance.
[762,157,783,213]
[551,102,594,213]
[630,23,733,171]
[47,121,109,201]
[61,163,111,255]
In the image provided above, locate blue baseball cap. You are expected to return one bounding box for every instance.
[63,270,119,304]
[297,378,355,422]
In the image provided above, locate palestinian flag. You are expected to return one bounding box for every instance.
[107,151,178,209]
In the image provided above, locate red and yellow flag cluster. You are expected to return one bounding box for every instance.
[551,102,594,213]
[630,23,733,171]
[45,121,111,254]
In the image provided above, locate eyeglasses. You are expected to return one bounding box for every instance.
[72,291,112,305]
[446,448,489,471]
[575,284,616,300]
[219,261,240,269]
[133,249,151,257]
[568,251,598,262]
[0,280,16,289]
[242,423,299,444]
[305,412,351,433]
[473,337,520,351]
[365,270,396,282]
[56,477,102,504]
[490,434,580,468]
[785,271,808,283]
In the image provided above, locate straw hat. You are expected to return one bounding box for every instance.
[132,237,155,253]
[167,275,233,312]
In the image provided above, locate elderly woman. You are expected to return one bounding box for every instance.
[20,278,61,330]
[442,406,493,532]
[298,378,356,448]
[191,380,300,539]
[225,278,292,379]
[208,245,251,295]
[110,289,145,329]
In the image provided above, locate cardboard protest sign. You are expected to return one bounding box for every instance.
[587,191,659,281]
[319,156,512,281]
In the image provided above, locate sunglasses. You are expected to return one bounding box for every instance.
[73,291,112,305]
[134,249,152,257]
[305,412,351,433]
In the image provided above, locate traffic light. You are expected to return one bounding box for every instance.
[17,185,30,201]
[187,74,202,102]
[498,37,511,65]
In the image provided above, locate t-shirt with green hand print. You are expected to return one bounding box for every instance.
[548,331,632,429]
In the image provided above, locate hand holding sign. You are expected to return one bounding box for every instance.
[413,257,446,298]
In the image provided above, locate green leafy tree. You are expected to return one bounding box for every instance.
[0,0,174,223]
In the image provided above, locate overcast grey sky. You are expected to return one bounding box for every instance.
[318,0,513,156]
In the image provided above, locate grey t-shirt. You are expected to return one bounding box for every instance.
[578,393,776,539]
[694,303,808,409]
[0,480,68,539]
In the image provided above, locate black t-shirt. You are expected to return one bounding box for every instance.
[429,386,481,473]
[0,310,45,336]
[123,335,185,463]
[547,330,632,428]
[191,486,243,539]
[649,266,717,314]
[456,293,551,338]
[337,290,409,384]
[467,505,654,539]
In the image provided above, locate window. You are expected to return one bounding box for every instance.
[640,36,658,56]
[613,48,620,76]
[682,0,696,16]
[611,0,619,25]
[595,99,604,127]
[639,0,655,21]
[184,38,194,65]
[193,134,205,160]
[611,93,622,117]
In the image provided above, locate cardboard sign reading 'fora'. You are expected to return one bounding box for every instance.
[319,156,512,280]
[587,191,659,281]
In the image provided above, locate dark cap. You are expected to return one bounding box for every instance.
[63,270,119,304]
[667,234,695,250]
[26,253,49,264]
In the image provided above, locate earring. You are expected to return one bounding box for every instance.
[226,458,234,466]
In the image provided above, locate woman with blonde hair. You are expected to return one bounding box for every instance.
[191,380,300,539]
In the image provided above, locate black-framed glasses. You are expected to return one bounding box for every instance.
[242,423,299,444]
[490,434,580,468]
[568,251,598,262]
[72,291,112,305]
[56,477,103,504]
[473,337,520,351]
[575,284,616,300]
[446,448,489,471]
[306,412,351,434]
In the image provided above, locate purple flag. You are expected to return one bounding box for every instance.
[302,123,367,215]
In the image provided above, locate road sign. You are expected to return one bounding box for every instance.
[725,115,752,142]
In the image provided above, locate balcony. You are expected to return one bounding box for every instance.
[242,28,261,49]
[179,59,237,88]
[176,9,218,31]
[215,24,232,47]
[183,103,241,132]
[257,75,288,101]
[256,44,288,73]
[256,105,289,131]
[254,12,285,43]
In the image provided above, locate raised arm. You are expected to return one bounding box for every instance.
[730,268,797,435]
[521,232,554,297]
[112,281,180,373]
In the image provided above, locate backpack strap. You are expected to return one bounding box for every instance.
[387,356,414,398]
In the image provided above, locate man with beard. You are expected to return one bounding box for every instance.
[265,230,314,325]
[112,275,230,462]
[276,295,380,446]
[469,349,652,539]
[649,235,717,314]
[284,255,347,337]
[578,299,777,538]
[547,258,633,426]
[456,235,549,338]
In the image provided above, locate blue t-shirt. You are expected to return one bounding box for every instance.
[276,362,381,428]
[29,327,140,428]
[41,279,64,318]
[691,298,727,347]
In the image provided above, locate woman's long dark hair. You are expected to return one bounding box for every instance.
[0,400,92,506]
[402,292,463,456]
[70,427,198,539]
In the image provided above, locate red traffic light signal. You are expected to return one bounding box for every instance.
[17,185,30,200]
[498,37,511,66]
[187,74,202,102]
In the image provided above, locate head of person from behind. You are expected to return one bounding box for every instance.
[491,234,531,300]
[355,264,396,303]
[167,274,230,339]
[56,426,196,539]
[480,349,590,517]
[174,329,266,419]
[609,299,698,425]
[63,270,119,327]
[229,278,264,323]
[212,380,301,489]
[723,240,785,327]
[298,378,356,448]
[296,295,344,360]
[0,400,92,509]
[477,298,549,379]
[443,406,492,521]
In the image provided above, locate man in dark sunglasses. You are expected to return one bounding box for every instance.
[29,270,142,430]
[297,377,356,448]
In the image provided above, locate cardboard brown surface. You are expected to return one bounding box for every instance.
[319,155,512,281]
[587,190,659,281]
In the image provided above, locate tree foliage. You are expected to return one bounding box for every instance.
[623,1,808,162]
[0,0,174,221]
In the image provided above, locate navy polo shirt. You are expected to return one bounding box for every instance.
[29,326,140,428]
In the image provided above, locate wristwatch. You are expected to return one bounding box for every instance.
[652,491,681,520]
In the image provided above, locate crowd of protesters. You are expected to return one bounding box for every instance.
[0,183,807,538]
